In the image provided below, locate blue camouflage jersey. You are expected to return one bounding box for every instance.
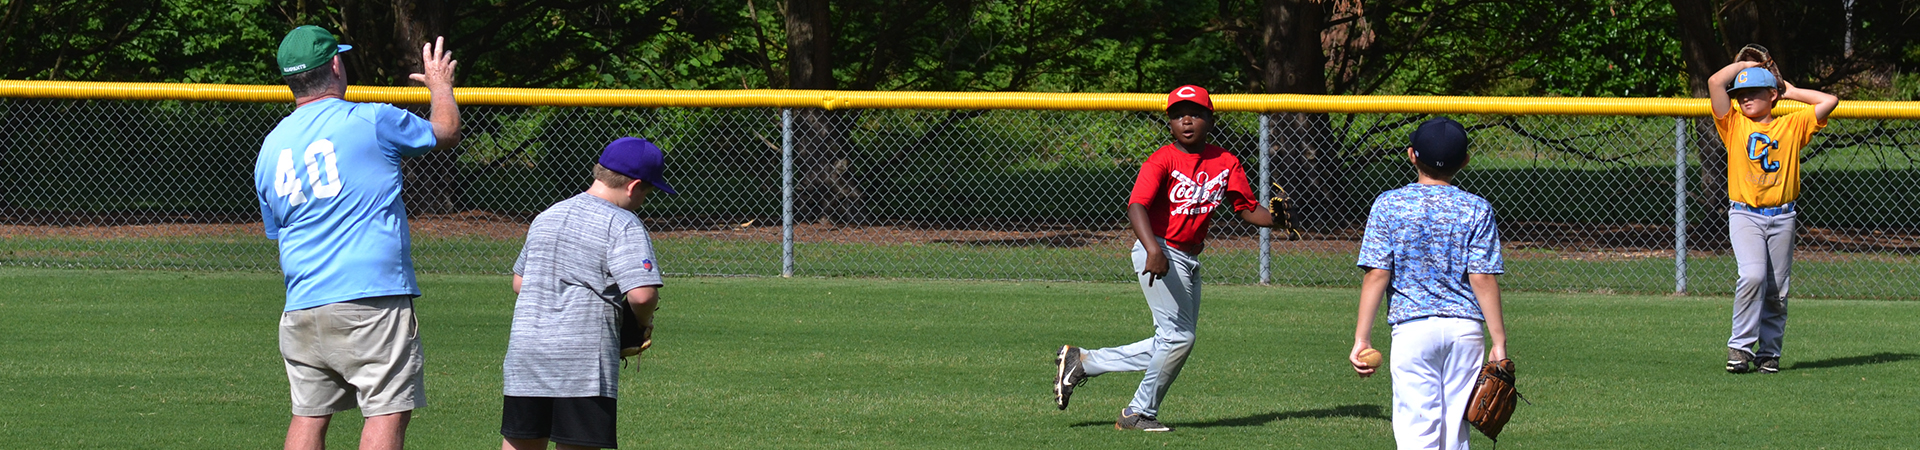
[254,98,438,312]
[1356,183,1504,325]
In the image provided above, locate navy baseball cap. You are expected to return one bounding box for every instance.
[277,25,352,75]
[1728,67,1780,93]
[1410,117,1469,169]
[600,137,677,194]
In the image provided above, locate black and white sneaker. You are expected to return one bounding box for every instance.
[1727,348,1756,374]
[1115,407,1172,432]
[1054,345,1088,410]
[1756,356,1780,374]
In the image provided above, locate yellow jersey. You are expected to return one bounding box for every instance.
[1715,107,1826,207]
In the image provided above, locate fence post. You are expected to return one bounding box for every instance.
[1673,117,1688,294]
[781,109,796,278]
[1258,113,1272,285]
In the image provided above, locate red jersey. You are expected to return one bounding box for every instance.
[1128,143,1257,255]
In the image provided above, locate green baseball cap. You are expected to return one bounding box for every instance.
[277,25,353,75]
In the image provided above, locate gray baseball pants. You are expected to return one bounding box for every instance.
[1081,239,1200,418]
[1727,210,1795,358]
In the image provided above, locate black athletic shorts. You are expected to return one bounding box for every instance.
[501,396,618,448]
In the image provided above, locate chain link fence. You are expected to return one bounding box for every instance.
[4,98,1917,298]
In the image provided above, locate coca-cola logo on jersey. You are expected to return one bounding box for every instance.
[1168,170,1228,215]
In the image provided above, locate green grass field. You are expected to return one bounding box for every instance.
[3,267,1917,449]
[10,234,1919,299]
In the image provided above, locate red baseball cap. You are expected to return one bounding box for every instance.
[1166,85,1213,111]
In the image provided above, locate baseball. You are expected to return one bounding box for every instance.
[1356,348,1383,369]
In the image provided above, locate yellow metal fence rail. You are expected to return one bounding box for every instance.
[2,80,1914,118]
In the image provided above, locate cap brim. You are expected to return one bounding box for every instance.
[649,178,677,195]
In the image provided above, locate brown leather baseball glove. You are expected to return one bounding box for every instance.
[1464,358,1529,442]
[1734,43,1785,90]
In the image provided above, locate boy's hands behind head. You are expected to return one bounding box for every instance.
[1733,43,1784,89]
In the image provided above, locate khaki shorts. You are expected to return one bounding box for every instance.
[279,295,426,417]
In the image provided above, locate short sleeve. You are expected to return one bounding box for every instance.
[606,221,664,291]
[1128,153,1168,207]
[1712,103,1737,135]
[512,245,528,276]
[259,198,280,240]
[1224,157,1257,212]
[1355,195,1394,271]
[372,104,438,158]
[1466,206,1505,274]
[1786,108,1827,134]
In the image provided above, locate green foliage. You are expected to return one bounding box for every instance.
[1505,0,1687,97]
[4,0,1912,97]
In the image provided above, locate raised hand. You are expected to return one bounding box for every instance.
[408,36,457,90]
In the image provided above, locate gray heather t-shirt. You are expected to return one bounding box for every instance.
[505,192,662,398]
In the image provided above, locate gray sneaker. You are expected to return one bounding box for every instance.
[1756,356,1780,374]
[1727,348,1755,374]
[1054,345,1089,410]
[1115,407,1172,432]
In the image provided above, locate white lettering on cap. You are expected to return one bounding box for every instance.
[1176,86,1198,98]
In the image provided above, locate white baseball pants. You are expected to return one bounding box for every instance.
[1390,317,1485,450]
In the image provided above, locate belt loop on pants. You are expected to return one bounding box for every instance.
[1730,201,1795,217]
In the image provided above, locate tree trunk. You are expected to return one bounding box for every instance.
[786,0,833,91]
[1671,0,1727,98]
[1673,0,1776,246]
[785,0,863,226]
[1262,0,1349,230]
[389,0,463,214]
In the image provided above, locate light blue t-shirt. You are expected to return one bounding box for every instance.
[1356,183,1504,325]
[254,98,437,312]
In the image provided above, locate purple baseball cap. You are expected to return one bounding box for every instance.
[599,137,677,194]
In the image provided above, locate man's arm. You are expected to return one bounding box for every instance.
[1780,80,1840,123]
[511,274,522,293]
[408,36,461,152]
[1350,267,1390,377]
[1469,273,1507,362]
[1706,61,1760,118]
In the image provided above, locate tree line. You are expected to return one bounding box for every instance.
[4,1,1915,98]
[4,0,1915,225]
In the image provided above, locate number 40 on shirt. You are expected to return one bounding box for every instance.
[274,139,345,207]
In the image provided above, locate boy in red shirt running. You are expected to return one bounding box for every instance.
[1052,85,1287,432]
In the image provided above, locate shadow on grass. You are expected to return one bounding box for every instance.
[1787,352,1920,370]
[1069,404,1388,429]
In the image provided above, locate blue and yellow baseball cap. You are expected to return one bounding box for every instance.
[1728,67,1779,93]
[277,25,352,75]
